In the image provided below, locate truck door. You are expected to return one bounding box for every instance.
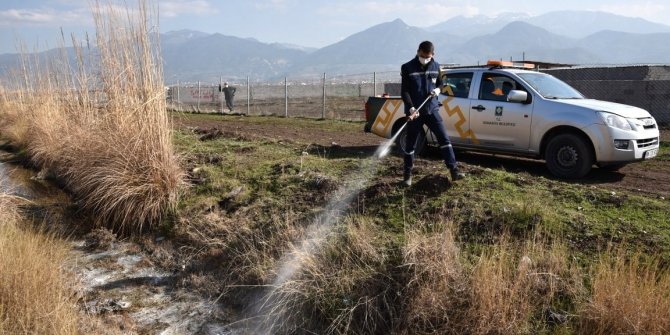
[438,72,474,145]
[469,72,533,150]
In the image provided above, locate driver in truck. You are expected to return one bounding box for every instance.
[400,41,465,186]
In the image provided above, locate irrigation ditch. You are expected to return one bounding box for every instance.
[0,148,238,334]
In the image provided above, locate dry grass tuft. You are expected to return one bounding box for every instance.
[0,195,80,334]
[401,219,467,334]
[399,223,581,335]
[0,0,182,232]
[579,249,670,334]
[255,217,391,335]
[467,235,579,335]
[468,244,534,334]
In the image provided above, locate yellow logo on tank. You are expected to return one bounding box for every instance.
[371,100,402,137]
[370,93,479,145]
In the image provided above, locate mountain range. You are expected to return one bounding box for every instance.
[2,10,670,83]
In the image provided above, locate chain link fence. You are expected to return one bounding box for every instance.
[166,71,398,121]
[167,65,670,126]
[544,65,670,126]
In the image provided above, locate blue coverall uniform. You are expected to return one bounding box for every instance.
[400,56,459,177]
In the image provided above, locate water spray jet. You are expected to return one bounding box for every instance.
[247,92,438,334]
[376,93,435,159]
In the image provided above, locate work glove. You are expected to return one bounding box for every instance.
[408,107,418,121]
[431,87,441,96]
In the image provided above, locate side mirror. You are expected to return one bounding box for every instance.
[507,90,529,103]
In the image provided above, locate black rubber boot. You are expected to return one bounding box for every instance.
[450,169,465,181]
[402,172,412,187]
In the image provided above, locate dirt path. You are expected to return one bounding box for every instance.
[173,114,385,148]
[175,114,670,198]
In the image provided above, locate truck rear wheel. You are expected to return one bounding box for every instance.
[394,122,426,156]
[545,133,593,179]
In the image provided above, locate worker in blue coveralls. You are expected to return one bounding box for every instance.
[401,41,465,186]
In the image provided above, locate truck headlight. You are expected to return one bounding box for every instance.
[598,112,632,131]
[613,140,630,149]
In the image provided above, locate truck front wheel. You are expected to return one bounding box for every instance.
[545,134,593,179]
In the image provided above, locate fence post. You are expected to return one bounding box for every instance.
[197,81,201,112]
[176,80,180,110]
[322,72,326,119]
[284,77,288,118]
[220,76,223,114]
[246,76,250,116]
[373,71,377,96]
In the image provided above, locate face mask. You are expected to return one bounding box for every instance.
[419,56,432,65]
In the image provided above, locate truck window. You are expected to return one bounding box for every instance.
[441,72,473,98]
[479,73,527,102]
[517,73,584,99]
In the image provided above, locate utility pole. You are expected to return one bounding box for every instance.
[373,72,377,96]
[322,73,326,119]
[246,76,250,116]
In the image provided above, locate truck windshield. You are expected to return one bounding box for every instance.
[517,73,584,99]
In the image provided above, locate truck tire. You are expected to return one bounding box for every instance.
[394,122,426,156]
[545,133,593,179]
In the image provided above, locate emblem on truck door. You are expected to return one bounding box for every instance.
[495,106,503,117]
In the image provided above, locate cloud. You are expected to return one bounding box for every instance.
[254,0,291,10]
[317,1,480,26]
[160,0,218,18]
[598,2,668,22]
[0,7,89,26]
[52,0,88,5]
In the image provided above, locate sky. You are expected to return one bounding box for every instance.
[1,0,670,54]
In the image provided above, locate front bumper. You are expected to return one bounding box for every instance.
[586,123,660,164]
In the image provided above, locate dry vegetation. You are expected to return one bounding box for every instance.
[0,195,80,334]
[580,250,670,334]
[0,0,181,232]
[0,0,181,331]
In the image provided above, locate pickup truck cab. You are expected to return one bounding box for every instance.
[364,60,660,178]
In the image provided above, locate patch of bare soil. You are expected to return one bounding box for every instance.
[174,114,384,149]
[410,174,453,198]
[452,149,670,198]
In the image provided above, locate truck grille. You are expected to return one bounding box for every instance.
[637,117,657,130]
[637,137,659,148]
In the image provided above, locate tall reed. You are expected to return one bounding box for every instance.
[0,0,182,231]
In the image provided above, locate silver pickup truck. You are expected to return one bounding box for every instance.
[364,61,660,178]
